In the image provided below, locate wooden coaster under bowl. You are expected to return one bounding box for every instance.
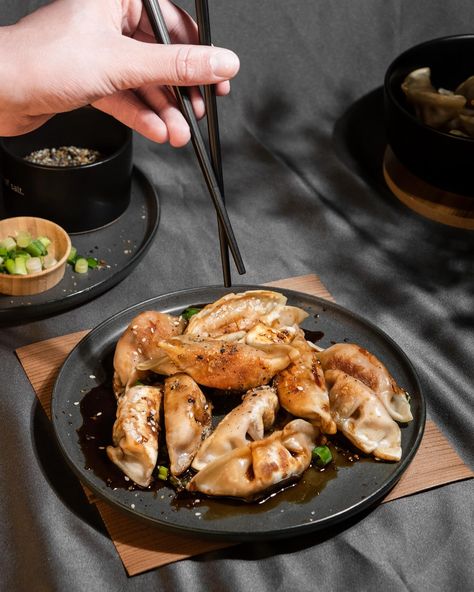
[383,146,474,230]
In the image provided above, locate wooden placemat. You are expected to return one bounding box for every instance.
[16,274,473,576]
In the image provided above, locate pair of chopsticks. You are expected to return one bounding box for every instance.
[142,0,244,286]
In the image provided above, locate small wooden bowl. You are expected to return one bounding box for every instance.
[0,216,71,296]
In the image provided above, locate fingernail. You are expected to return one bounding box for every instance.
[210,51,240,77]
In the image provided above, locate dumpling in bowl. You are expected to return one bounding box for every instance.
[401,67,466,129]
[188,419,318,500]
[106,384,163,487]
[274,335,336,434]
[164,374,212,476]
[113,311,185,396]
[185,290,308,340]
[147,335,300,391]
[192,385,279,471]
[325,370,401,461]
[317,343,412,423]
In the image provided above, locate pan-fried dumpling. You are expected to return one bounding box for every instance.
[192,385,279,471]
[317,343,412,423]
[113,311,185,396]
[455,75,474,104]
[244,322,298,347]
[185,290,308,340]
[275,336,337,434]
[147,335,300,391]
[164,374,212,475]
[401,67,466,129]
[325,370,401,461]
[106,384,162,487]
[188,419,318,500]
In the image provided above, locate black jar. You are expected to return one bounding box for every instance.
[0,107,132,233]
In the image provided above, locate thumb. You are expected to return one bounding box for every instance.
[105,37,240,91]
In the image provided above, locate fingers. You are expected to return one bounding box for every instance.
[93,86,195,147]
[137,85,191,147]
[106,36,239,91]
[93,90,169,144]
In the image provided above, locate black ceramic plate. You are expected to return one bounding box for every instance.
[51,285,425,542]
[0,167,159,325]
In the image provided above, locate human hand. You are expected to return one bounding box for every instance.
[0,0,239,146]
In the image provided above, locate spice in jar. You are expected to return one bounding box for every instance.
[24,146,101,167]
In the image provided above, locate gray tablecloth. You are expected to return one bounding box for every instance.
[1,2,473,591]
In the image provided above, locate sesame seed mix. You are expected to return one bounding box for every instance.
[24,146,101,167]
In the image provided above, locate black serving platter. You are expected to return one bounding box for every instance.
[0,167,159,325]
[52,285,425,541]
[51,285,425,542]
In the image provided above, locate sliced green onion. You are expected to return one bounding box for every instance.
[312,445,333,468]
[26,257,42,273]
[67,246,77,264]
[1,237,16,251]
[87,257,98,269]
[37,236,51,249]
[14,256,27,275]
[14,250,30,259]
[5,259,16,274]
[42,254,58,269]
[182,306,202,320]
[16,230,31,248]
[74,257,88,274]
[157,466,169,481]
[26,239,46,257]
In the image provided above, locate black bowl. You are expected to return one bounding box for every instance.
[0,107,132,233]
[384,34,474,197]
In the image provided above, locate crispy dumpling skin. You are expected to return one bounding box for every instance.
[106,384,162,487]
[188,419,318,500]
[164,374,212,476]
[185,290,308,340]
[325,370,401,461]
[192,385,279,471]
[317,343,412,423]
[150,335,300,391]
[113,311,185,396]
[275,336,336,434]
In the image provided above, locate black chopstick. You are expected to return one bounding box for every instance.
[142,0,245,277]
[195,0,232,287]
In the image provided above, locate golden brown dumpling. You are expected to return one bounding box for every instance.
[188,419,318,500]
[148,335,299,391]
[192,385,279,471]
[164,374,212,476]
[275,336,336,434]
[317,343,412,423]
[106,384,162,487]
[325,370,402,461]
[185,290,308,340]
[113,311,185,396]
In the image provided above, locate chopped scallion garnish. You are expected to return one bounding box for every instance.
[182,306,202,320]
[312,445,333,468]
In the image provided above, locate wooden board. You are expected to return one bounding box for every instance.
[16,274,474,576]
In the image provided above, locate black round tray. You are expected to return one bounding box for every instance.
[0,167,159,325]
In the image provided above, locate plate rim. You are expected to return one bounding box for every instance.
[51,284,426,541]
